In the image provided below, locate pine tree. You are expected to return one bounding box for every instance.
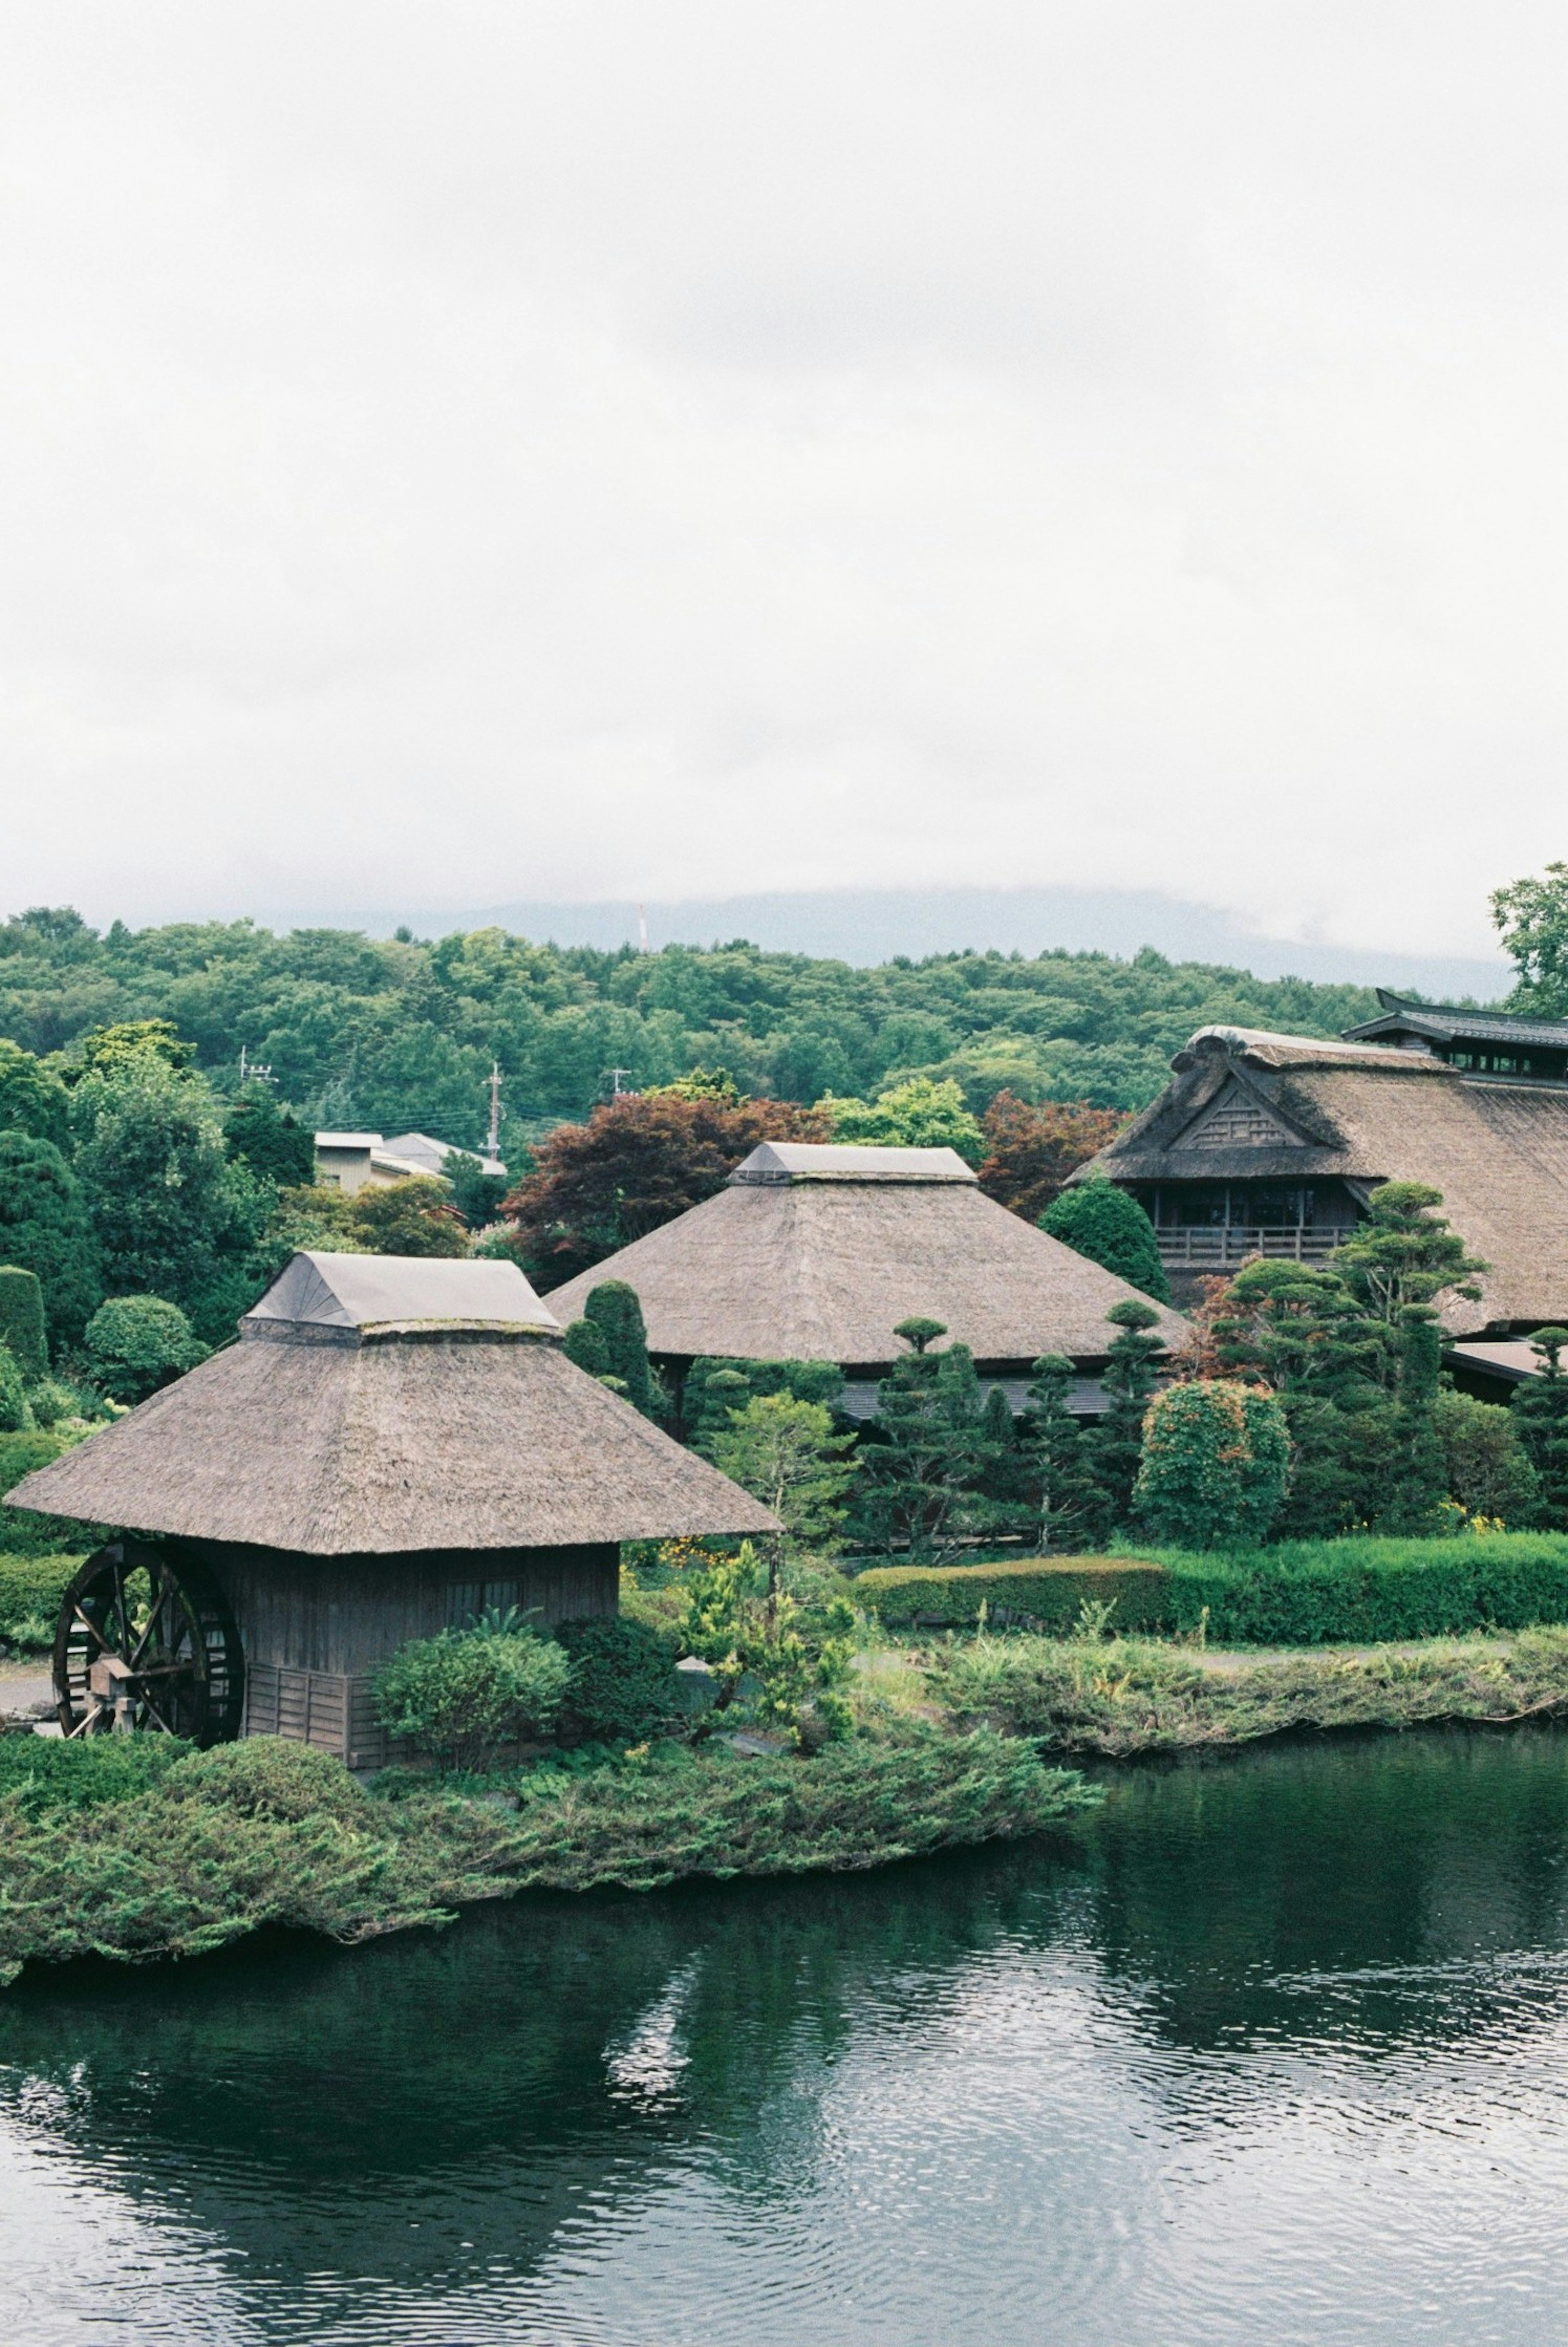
[1024,1353,1096,1553]
[851,1319,997,1561]
[1080,1299,1169,1540]
[1512,1328,1568,1529]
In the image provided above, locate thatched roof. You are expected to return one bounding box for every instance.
[1079,1026,1568,1336]
[5,1253,775,1554]
[544,1142,1188,1368]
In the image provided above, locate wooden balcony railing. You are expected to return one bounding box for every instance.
[1156,1225,1353,1268]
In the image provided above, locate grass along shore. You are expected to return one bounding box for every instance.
[935,1627,1568,1756]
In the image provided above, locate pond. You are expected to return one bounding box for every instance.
[6,1728,1568,2345]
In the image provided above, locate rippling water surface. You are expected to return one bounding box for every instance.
[7,1729,1568,2345]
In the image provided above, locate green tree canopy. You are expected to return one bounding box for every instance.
[83,1295,209,1403]
[348,1176,468,1258]
[1511,1329,1568,1530]
[709,1392,859,1562]
[0,1040,69,1149]
[822,1076,985,1164]
[224,1086,316,1187]
[1492,862,1568,1017]
[1039,1177,1170,1303]
[0,1132,102,1344]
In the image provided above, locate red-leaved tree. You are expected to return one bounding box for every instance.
[976,1091,1123,1224]
[501,1094,830,1289]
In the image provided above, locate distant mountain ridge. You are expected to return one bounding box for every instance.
[287,887,1508,1003]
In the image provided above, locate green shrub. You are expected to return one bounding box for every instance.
[164,1736,372,1822]
[854,1555,1173,1632]
[553,1614,690,1743]
[0,1343,28,1434]
[0,1732,191,1813]
[0,1268,47,1380]
[373,1626,572,1768]
[83,1295,209,1403]
[495,1724,1099,1889]
[1040,1177,1169,1302]
[0,1550,81,1648]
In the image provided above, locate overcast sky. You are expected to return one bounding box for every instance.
[2,3,1564,955]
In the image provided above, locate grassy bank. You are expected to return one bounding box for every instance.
[0,1725,1098,1983]
[938,1627,1568,1756]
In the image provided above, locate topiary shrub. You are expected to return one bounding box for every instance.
[372,1626,572,1769]
[0,1269,47,1381]
[553,1614,690,1744]
[1039,1178,1170,1303]
[84,1295,209,1403]
[0,1343,29,1434]
[164,1737,370,1822]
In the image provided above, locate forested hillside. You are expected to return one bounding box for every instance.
[0,906,1383,1151]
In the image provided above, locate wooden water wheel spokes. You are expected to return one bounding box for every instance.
[53,1541,245,1745]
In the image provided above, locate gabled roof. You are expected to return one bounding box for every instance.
[1077,1024,1568,1336]
[545,1171,1187,1367]
[4,1251,774,1554]
[731,1141,978,1185]
[1342,991,1568,1053]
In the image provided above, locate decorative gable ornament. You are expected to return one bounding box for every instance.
[1178,1082,1302,1151]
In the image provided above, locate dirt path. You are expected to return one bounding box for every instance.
[0,1657,55,1722]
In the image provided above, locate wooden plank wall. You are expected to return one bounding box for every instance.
[183,1539,618,1676]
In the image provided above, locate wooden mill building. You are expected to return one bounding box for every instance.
[6,1253,773,1762]
[1074,999,1568,1348]
[545,1140,1190,1422]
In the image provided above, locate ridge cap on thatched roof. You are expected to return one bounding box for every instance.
[242,1251,561,1342]
[730,1140,978,1185]
[1170,1024,1452,1075]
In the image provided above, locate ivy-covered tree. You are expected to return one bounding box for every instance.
[1134,1378,1290,1549]
[1039,1177,1170,1303]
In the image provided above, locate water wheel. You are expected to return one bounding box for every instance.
[54,1540,245,1743]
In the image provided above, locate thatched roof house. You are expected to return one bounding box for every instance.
[1076,1022,1568,1335]
[7,1252,772,1762]
[544,1142,1189,1394]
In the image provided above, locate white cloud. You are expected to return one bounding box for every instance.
[0,0,1564,953]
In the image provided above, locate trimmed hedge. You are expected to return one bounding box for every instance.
[855,1534,1568,1646]
[1160,1534,1568,1646]
[854,1557,1172,1634]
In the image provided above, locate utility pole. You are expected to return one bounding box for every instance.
[486,1061,503,1161]
[606,1068,634,1098]
[637,903,649,954]
[238,1046,273,1088]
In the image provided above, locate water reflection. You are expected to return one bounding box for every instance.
[4,1728,1568,2345]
